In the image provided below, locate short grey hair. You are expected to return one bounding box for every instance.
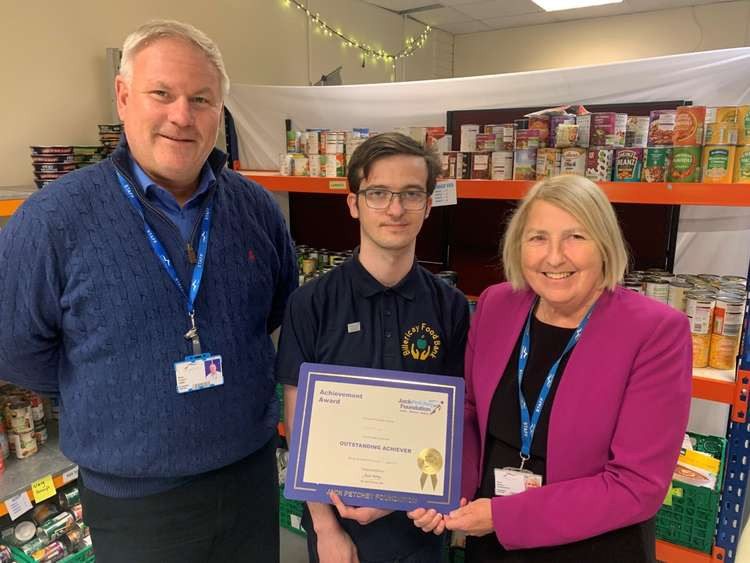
[119,19,230,98]
[502,175,628,291]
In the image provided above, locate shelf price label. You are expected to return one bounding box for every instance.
[328,181,346,191]
[62,467,79,485]
[31,475,56,504]
[5,491,32,521]
[432,180,457,207]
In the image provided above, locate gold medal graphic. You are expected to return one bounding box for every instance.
[417,448,443,491]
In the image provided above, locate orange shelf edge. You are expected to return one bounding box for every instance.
[655,540,715,562]
[692,375,736,404]
[242,172,750,206]
[0,199,25,217]
[0,472,73,518]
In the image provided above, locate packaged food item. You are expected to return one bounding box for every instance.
[576,114,591,148]
[512,149,537,180]
[527,115,550,147]
[475,134,496,152]
[704,122,738,145]
[625,116,650,148]
[460,124,480,152]
[673,106,706,146]
[560,147,586,176]
[585,147,614,181]
[733,145,750,183]
[590,113,627,147]
[702,146,735,183]
[549,115,575,148]
[514,129,543,150]
[648,110,677,146]
[643,147,672,182]
[490,151,513,180]
[669,146,702,182]
[705,106,739,124]
[536,148,561,180]
[554,124,578,148]
[614,148,643,181]
[738,106,750,145]
[470,152,491,179]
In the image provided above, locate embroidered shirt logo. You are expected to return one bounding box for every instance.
[401,322,441,361]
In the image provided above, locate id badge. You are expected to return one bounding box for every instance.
[494,467,543,496]
[174,353,224,394]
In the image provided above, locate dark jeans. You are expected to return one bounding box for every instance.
[79,438,279,563]
[305,524,445,563]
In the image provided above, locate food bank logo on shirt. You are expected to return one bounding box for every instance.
[401,323,441,361]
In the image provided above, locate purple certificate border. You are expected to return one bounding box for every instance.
[284,362,464,512]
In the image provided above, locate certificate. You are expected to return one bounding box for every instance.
[284,363,464,512]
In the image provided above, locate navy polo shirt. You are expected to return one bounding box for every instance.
[276,250,469,561]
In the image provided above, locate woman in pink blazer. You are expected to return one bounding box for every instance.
[410,175,692,562]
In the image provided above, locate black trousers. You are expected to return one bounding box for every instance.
[79,438,279,563]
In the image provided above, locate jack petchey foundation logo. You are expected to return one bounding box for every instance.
[401,322,441,361]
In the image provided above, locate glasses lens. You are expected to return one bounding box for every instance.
[401,191,427,210]
[363,189,390,209]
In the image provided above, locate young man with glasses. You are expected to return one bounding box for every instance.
[276,132,469,563]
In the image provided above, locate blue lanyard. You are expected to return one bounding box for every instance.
[517,298,595,469]
[115,171,211,354]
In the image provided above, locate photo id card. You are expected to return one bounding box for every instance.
[174,354,224,394]
[494,467,543,497]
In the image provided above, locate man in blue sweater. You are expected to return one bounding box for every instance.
[0,20,296,563]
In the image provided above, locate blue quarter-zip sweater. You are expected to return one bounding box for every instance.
[0,140,297,497]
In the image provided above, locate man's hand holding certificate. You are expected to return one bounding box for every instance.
[284,363,464,512]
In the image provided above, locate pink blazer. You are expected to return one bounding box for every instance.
[462,283,692,550]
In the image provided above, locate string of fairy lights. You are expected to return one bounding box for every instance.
[283,0,431,75]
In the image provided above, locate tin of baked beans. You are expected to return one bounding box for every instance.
[491,151,513,180]
[686,292,715,368]
[702,146,735,183]
[10,431,37,459]
[668,280,693,312]
[673,106,706,146]
[733,145,750,183]
[643,147,672,182]
[709,295,745,369]
[645,277,670,304]
[704,121,738,145]
[560,147,586,175]
[4,399,33,434]
[31,540,67,562]
[512,149,537,180]
[669,146,702,182]
[536,148,561,180]
[614,148,643,181]
[37,512,76,543]
[585,147,614,181]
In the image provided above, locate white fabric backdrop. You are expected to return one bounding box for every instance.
[225,47,750,275]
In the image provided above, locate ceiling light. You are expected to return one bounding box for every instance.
[531,0,623,11]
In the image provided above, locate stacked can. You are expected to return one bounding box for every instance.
[296,245,353,285]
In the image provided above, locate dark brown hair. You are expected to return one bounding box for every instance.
[346,132,442,195]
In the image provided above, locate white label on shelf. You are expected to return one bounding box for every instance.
[5,491,32,521]
[290,514,302,530]
[62,467,79,485]
[432,180,457,207]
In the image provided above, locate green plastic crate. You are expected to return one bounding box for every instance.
[279,484,306,537]
[655,432,727,553]
[7,543,93,562]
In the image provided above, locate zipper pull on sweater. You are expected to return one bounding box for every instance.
[187,243,197,264]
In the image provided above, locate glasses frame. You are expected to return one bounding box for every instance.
[358,188,430,211]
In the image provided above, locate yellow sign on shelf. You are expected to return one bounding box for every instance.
[329,181,346,191]
[31,475,56,504]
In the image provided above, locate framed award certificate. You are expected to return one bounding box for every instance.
[284,363,464,512]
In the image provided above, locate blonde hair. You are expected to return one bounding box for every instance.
[502,175,628,291]
[119,19,230,98]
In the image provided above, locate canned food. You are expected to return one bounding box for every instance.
[739,105,750,145]
[590,112,627,147]
[645,277,669,304]
[560,147,586,175]
[704,121,738,145]
[10,431,37,459]
[68,503,83,522]
[585,147,614,181]
[490,151,513,180]
[512,149,537,180]
[648,110,676,146]
[0,545,10,563]
[475,133,496,152]
[514,129,543,150]
[60,524,82,551]
[20,536,47,556]
[734,145,750,183]
[554,123,578,149]
[623,281,643,293]
[686,292,715,368]
[301,258,316,276]
[36,511,76,543]
[643,147,672,182]
[669,146,702,182]
[720,275,747,286]
[4,399,33,433]
[527,115,550,146]
[470,152,491,179]
[673,106,706,146]
[576,114,591,148]
[668,281,693,312]
[706,106,739,124]
[702,146,735,183]
[31,540,67,563]
[698,273,722,286]
[14,520,37,544]
[32,502,60,525]
[58,488,80,510]
[625,116,650,148]
[0,422,9,460]
[709,296,744,370]
[535,148,561,180]
[614,148,643,181]
[550,115,576,148]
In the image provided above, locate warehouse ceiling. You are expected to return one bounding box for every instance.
[363,0,726,34]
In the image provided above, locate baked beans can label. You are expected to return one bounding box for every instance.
[674,106,706,146]
[560,147,586,175]
[535,148,561,180]
[733,146,750,183]
[491,151,513,180]
[702,146,735,183]
[513,149,537,180]
[669,146,702,182]
[648,110,676,146]
[614,148,643,181]
[585,147,614,181]
[643,147,672,182]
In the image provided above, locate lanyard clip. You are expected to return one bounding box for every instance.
[519,453,530,471]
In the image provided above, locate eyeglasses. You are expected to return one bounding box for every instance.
[359,188,429,211]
